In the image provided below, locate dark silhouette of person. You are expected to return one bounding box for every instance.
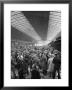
[18,68,25,79]
[31,66,41,79]
[52,54,61,79]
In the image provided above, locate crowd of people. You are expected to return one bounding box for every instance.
[11,42,61,79]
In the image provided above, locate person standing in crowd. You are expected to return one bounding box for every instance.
[46,52,49,62]
[52,53,61,79]
[47,54,55,78]
[31,65,41,79]
[16,58,25,79]
[15,51,18,62]
[41,54,48,75]
[24,55,30,75]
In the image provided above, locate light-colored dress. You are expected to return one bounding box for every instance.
[48,57,54,73]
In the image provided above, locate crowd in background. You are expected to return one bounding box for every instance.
[11,43,61,79]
